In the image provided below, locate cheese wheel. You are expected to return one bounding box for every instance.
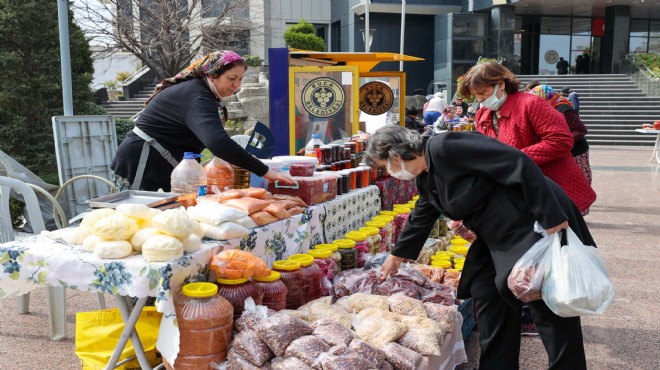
[142,235,184,262]
[93,240,133,259]
[151,209,192,239]
[190,219,204,238]
[92,214,139,241]
[80,208,117,231]
[181,233,202,253]
[116,203,154,221]
[62,227,91,245]
[83,234,105,252]
[130,228,161,251]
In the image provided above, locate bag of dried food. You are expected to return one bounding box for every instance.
[269,357,313,370]
[315,345,374,370]
[507,222,553,303]
[256,313,312,356]
[388,293,427,317]
[396,327,442,356]
[353,316,407,347]
[211,249,271,279]
[283,335,330,366]
[348,339,385,368]
[231,330,274,366]
[311,319,355,347]
[381,342,423,370]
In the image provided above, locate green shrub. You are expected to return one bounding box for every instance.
[115,118,135,144]
[243,55,263,67]
[284,19,325,51]
[9,198,25,228]
[115,71,132,82]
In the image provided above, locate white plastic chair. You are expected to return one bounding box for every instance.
[231,134,251,149]
[0,176,67,340]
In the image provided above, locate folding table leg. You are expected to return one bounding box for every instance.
[16,293,29,314]
[104,296,153,370]
[46,286,67,341]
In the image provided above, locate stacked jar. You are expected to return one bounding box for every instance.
[166,282,234,370]
[372,214,395,250]
[272,260,305,309]
[215,278,263,321]
[392,206,412,241]
[365,220,390,253]
[252,271,288,311]
[359,226,382,255]
[344,231,368,268]
[333,239,357,271]
[314,243,341,276]
[307,249,335,296]
[430,259,452,270]
[288,254,323,303]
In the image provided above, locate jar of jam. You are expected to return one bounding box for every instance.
[344,231,368,268]
[320,145,333,165]
[314,243,341,276]
[349,168,357,190]
[360,166,371,187]
[365,220,389,253]
[336,173,344,196]
[371,215,395,251]
[272,260,305,309]
[359,226,382,255]
[392,206,411,243]
[355,168,363,189]
[167,282,234,370]
[308,248,335,294]
[215,278,263,321]
[333,239,357,271]
[252,271,288,311]
[288,254,322,303]
[346,141,357,155]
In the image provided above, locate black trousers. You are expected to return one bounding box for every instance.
[470,259,587,370]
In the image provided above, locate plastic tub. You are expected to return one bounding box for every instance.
[289,163,316,177]
[215,278,263,321]
[253,271,288,311]
[344,231,368,268]
[288,254,323,303]
[272,156,319,173]
[272,260,305,309]
[268,173,337,205]
[333,239,357,271]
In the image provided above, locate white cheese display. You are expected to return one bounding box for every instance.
[190,219,204,238]
[82,234,105,252]
[141,235,184,262]
[92,214,139,241]
[116,203,154,221]
[80,208,117,230]
[130,228,161,251]
[93,240,133,259]
[181,233,202,253]
[59,226,90,245]
[151,208,193,239]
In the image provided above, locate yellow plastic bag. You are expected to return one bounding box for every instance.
[75,306,162,370]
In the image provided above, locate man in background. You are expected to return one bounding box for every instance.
[556,57,569,75]
[561,87,580,113]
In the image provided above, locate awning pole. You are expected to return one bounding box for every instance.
[365,0,370,52]
[400,0,406,71]
[57,0,74,116]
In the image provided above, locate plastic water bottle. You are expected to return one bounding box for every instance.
[171,152,207,196]
[305,134,324,163]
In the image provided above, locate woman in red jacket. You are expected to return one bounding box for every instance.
[458,62,596,213]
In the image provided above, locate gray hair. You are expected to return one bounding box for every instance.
[365,125,424,166]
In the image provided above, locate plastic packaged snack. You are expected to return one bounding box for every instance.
[376,277,421,299]
[346,293,389,313]
[348,339,385,368]
[355,307,403,324]
[269,357,313,370]
[300,301,354,329]
[354,316,407,347]
[415,264,445,283]
[393,266,427,286]
[226,348,270,370]
[256,313,312,356]
[283,335,330,366]
[232,329,274,366]
[224,197,271,214]
[278,309,308,322]
[442,269,461,291]
[388,293,427,317]
[263,203,291,220]
[396,327,442,355]
[318,348,374,370]
[398,315,448,338]
[381,342,423,370]
[332,269,379,298]
[311,319,355,347]
[211,249,271,279]
[423,303,456,332]
[250,211,279,226]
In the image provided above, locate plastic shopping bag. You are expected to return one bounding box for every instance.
[507,222,555,302]
[542,227,614,317]
[75,306,162,370]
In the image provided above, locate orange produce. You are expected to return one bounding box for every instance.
[210,249,271,279]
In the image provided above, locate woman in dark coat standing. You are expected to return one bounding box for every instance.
[366,125,592,370]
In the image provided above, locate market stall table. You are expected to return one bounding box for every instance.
[635,128,660,164]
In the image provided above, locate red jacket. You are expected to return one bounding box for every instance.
[476,91,596,212]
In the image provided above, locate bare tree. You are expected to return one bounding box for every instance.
[74,0,262,81]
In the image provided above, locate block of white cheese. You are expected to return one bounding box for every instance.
[92,214,139,241]
[151,209,192,239]
[142,235,184,262]
[93,240,133,259]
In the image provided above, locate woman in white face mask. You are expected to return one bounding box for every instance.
[365,124,593,370]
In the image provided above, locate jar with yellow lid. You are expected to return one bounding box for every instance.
[314,243,341,275]
[308,249,334,296]
[392,206,411,243]
[252,271,288,311]
[168,282,234,370]
[434,251,454,260]
[289,254,323,303]
[272,260,304,309]
[345,231,369,268]
[359,226,382,254]
[333,239,357,271]
[450,238,470,247]
[365,220,390,253]
[450,245,469,258]
[371,215,395,250]
[431,259,452,269]
[215,278,263,320]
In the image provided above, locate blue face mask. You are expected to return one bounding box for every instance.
[481,84,507,111]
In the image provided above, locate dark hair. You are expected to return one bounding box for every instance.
[458,62,521,99]
[209,59,248,79]
[406,106,418,116]
[365,125,424,166]
[523,80,540,92]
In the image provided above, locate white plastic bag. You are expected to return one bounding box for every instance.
[542,227,614,317]
[507,222,554,302]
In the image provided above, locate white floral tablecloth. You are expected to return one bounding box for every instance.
[0,185,381,366]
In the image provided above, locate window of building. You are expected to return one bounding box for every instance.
[630,19,649,37]
[331,21,341,52]
[452,40,484,61]
[453,15,485,37]
[540,17,571,35]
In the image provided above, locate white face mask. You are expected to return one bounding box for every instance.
[481,84,507,111]
[387,158,416,181]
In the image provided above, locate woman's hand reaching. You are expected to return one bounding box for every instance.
[379,254,404,282]
[263,169,296,186]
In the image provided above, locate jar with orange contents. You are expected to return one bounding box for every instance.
[288,254,323,303]
[215,278,263,321]
[272,260,305,309]
[252,271,288,311]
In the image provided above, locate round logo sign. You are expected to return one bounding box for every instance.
[301,77,346,118]
[359,81,394,116]
[544,50,559,65]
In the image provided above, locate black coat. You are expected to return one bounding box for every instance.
[393,132,595,307]
[111,77,268,191]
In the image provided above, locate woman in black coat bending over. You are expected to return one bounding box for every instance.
[366,125,594,370]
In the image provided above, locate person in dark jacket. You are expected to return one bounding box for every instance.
[404,106,425,133]
[561,86,580,113]
[366,125,592,370]
[556,57,569,75]
[111,51,292,191]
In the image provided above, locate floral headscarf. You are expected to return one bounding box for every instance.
[529,84,574,111]
[146,50,244,106]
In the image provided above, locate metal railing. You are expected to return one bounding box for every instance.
[620,55,660,97]
[121,66,156,100]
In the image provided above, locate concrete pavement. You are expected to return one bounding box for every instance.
[1,145,659,369]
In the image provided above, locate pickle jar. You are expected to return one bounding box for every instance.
[272,260,305,309]
[307,248,335,296]
[314,243,341,276]
[252,271,288,312]
[333,239,357,271]
[344,231,369,268]
[365,220,389,253]
[215,277,264,321]
[288,254,323,303]
[359,226,382,255]
[166,282,234,370]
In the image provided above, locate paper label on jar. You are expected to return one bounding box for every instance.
[323,183,329,193]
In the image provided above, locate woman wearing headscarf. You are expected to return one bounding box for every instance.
[458,62,596,214]
[367,125,593,370]
[111,51,292,191]
[529,85,592,189]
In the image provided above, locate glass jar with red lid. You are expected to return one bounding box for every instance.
[252,271,288,311]
[288,254,323,303]
[272,260,305,309]
[215,278,263,321]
